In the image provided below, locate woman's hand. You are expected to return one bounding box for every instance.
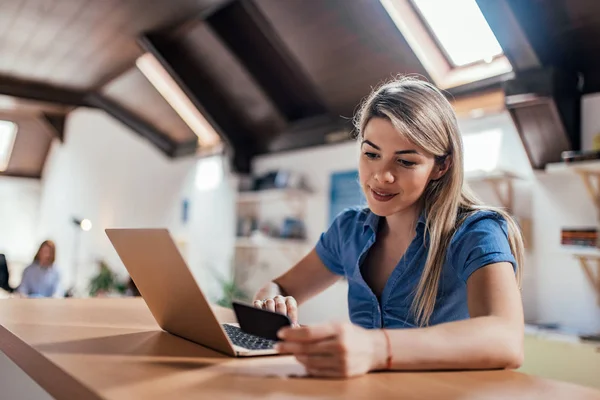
[253,295,300,327]
[275,322,388,378]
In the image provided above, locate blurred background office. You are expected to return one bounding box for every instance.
[0,0,598,388]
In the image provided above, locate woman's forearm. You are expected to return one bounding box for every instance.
[372,316,524,371]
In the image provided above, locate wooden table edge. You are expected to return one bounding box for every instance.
[0,324,102,400]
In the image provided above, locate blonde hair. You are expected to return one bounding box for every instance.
[354,76,524,326]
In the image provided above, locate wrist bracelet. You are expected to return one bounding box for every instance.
[382,329,392,370]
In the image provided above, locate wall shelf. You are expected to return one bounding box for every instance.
[466,169,523,215]
[547,161,600,306]
[545,159,600,174]
[235,237,308,249]
[465,169,522,183]
[545,160,600,216]
[560,246,600,258]
[561,246,600,306]
[236,188,310,205]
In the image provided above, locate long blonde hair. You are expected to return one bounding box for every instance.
[354,76,524,326]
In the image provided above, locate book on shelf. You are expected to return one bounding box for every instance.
[561,149,600,163]
[560,228,598,247]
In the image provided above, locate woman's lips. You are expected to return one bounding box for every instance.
[370,188,398,202]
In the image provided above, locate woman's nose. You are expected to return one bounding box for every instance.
[374,167,395,184]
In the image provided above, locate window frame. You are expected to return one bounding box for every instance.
[0,120,17,172]
[380,0,513,89]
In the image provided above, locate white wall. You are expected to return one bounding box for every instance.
[37,108,221,296]
[166,155,238,302]
[460,112,534,179]
[0,177,41,286]
[253,111,600,333]
[582,93,600,152]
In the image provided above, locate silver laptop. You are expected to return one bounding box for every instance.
[106,228,278,357]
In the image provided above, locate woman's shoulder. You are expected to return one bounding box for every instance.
[22,263,35,273]
[458,209,506,226]
[331,206,372,227]
[453,209,509,241]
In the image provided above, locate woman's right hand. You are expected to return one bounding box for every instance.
[253,295,299,327]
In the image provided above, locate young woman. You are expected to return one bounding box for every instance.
[253,77,525,378]
[18,240,61,298]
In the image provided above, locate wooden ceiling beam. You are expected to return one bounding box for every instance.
[139,33,256,172]
[171,138,200,158]
[86,93,178,157]
[206,0,327,122]
[267,115,352,153]
[0,76,90,108]
[476,0,541,72]
[450,89,506,119]
[41,113,67,142]
[0,171,42,180]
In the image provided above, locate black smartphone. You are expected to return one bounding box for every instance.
[232,301,292,341]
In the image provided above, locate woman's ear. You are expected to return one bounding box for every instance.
[431,155,452,181]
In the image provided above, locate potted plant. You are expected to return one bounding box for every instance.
[88,261,127,297]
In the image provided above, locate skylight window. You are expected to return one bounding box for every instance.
[380,0,512,89]
[411,0,503,66]
[0,120,17,172]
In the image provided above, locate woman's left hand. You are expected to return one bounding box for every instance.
[275,322,387,378]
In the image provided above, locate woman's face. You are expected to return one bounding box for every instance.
[38,245,52,267]
[358,117,447,217]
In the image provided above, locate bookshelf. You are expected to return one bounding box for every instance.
[546,160,600,307]
[234,187,311,263]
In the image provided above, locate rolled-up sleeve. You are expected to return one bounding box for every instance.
[452,213,517,282]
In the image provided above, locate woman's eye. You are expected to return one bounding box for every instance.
[397,159,416,167]
[364,152,378,159]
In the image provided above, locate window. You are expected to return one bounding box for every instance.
[463,129,502,174]
[411,0,503,67]
[380,0,512,89]
[195,156,223,191]
[0,120,17,172]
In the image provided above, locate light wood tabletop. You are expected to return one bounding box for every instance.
[0,298,599,400]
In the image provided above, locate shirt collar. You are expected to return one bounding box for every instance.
[362,209,427,233]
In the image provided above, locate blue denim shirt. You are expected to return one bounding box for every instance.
[316,208,516,329]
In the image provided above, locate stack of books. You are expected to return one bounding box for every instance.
[561,228,598,247]
[561,150,600,163]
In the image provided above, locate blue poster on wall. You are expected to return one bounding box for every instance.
[329,170,366,226]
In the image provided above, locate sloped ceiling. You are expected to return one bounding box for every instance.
[0,0,599,176]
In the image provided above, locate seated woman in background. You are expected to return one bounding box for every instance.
[254,77,525,378]
[18,240,60,298]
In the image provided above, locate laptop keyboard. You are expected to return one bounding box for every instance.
[222,324,276,350]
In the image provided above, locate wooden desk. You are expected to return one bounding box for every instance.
[0,298,599,400]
